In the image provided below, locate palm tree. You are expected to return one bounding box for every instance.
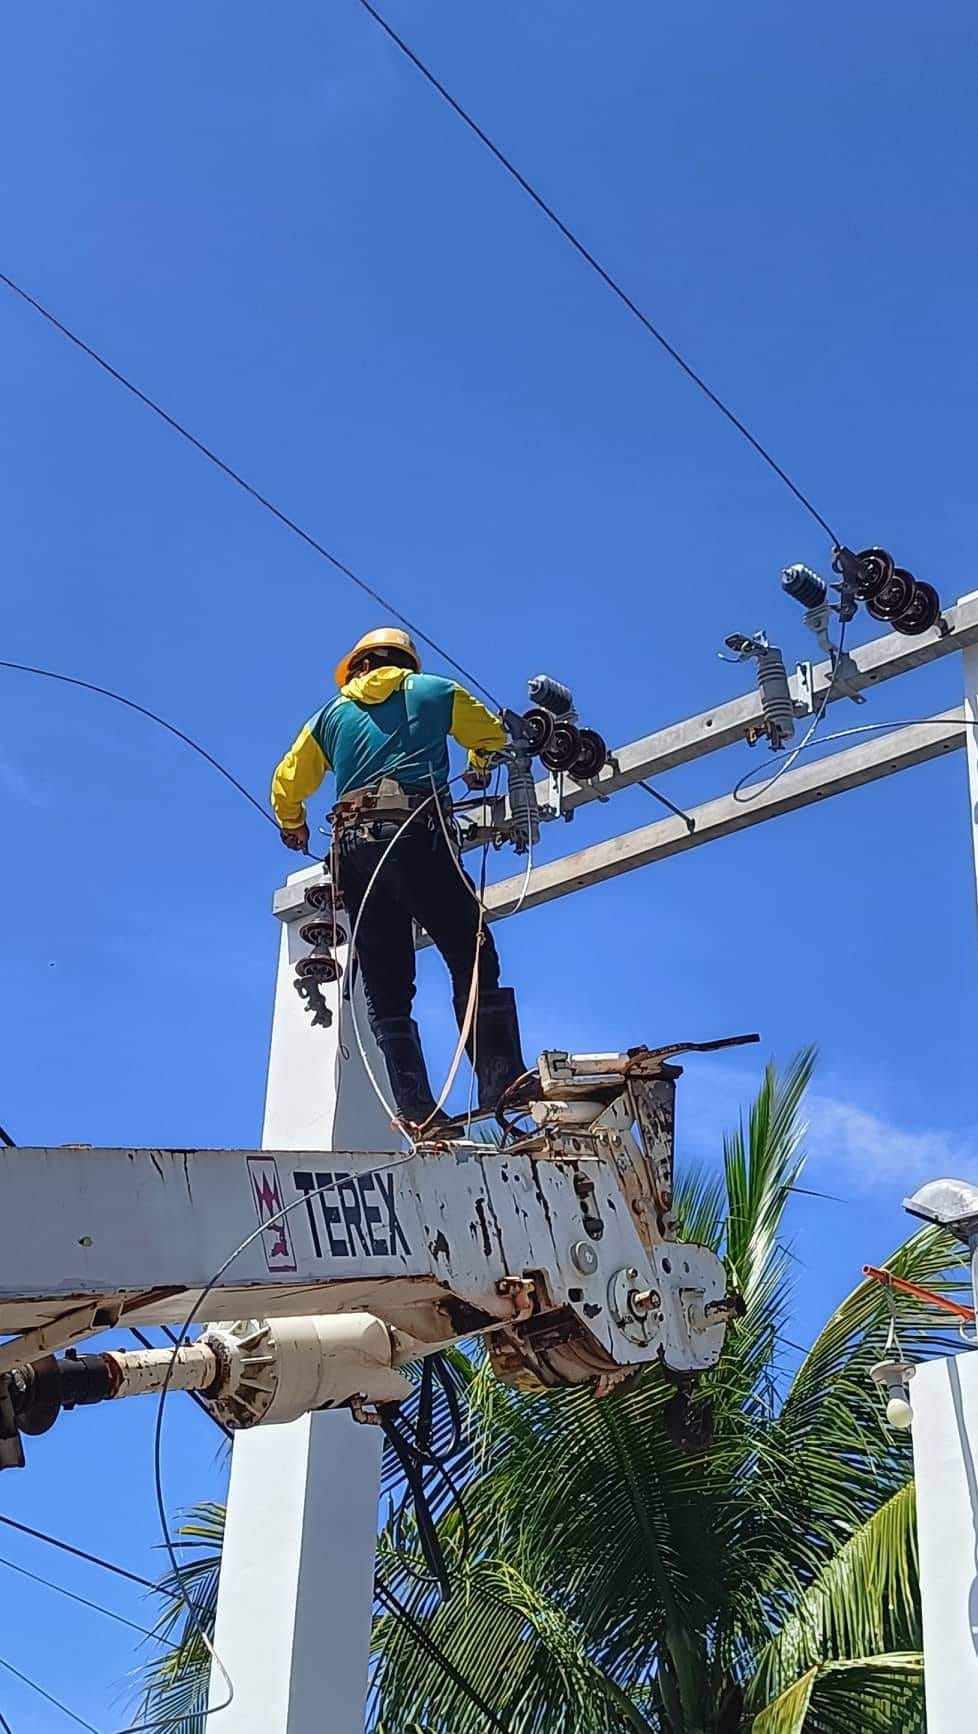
[139,1053,965,1732]
[370,1051,964,1733]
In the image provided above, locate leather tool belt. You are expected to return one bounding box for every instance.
[331,777,447,841]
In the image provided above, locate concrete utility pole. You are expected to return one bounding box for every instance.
[907,597,978,1733]
[211,593,978,1731]
[208,907,392,1730]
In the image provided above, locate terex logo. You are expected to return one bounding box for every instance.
[292,1169,411,1260]
[247,1157,298,1273]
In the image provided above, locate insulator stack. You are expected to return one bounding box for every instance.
[755,646,795,750]
[522,674,610,782]
[782,564,827,610]
[507,744,541,855]
[293,875,344,1028]
[527,674,576,718]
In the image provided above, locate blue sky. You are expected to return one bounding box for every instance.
[2,0,977,1724]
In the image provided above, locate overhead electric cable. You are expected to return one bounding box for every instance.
[374,1576,512,1733]
[0,1655,99,1733]
[356,0,842,545]
[0,1514,158,1593]
[0,271,501,709]
[0,1553,162,1644]
[0,659,278,833]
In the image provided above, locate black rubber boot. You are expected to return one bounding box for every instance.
[374,1018,443,1131]
[455,987,527,1113]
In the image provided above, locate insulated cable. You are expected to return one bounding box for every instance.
[0,272,502,711]
[343,794,443,1135]
[0,1553,163,1644]
[0,658,327,856]
[356,0,842,546]
[0,1126,15,1149]
[0,1656,98,1733]
[374,1574,513,1733]
[732,617,848,804]
[733,712,978,799]
[0,1515,158,1593]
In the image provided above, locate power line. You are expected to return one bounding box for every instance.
[0,1126,15,1149]
[0,1654,98,1733]
[0,1513,159,1593]
[0,271,502,710]
[374,1576,512,1733]
[356,0,842,547]
[0,659,277,833]
[0,1553,162,1644]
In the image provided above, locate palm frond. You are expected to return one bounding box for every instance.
[751,1653,923,1734]
[747,1483,918,1708]
[135,1503,224,1734]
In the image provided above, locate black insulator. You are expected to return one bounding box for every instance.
[521,707,555,754]
[893,579,942,637]
[527,674,575,717]
[298,919,346,949]
[304,881,342,913]
[782,565,827,610]
[572,727,609,780]
[540,721,582,773]
[852,547,895,601]
[866,567,916,622]
[295,955,342,983]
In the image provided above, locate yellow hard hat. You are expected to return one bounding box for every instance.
[335,627,422,689]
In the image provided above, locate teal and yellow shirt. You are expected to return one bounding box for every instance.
[270,666,507,830]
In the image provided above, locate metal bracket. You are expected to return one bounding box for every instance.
[0,1300,125,1379]
[801,605,866,705]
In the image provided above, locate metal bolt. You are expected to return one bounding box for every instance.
[571,1241,598,1275]
[629,1288,660,1317]
[626,1267,638,1281]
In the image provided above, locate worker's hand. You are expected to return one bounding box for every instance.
[280,824,310,853]
[462,767,492,792]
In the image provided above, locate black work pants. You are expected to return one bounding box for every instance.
[336,812,500,1026]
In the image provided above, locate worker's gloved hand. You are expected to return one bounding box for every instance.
[280,824,310,853]
[462,768,492,791]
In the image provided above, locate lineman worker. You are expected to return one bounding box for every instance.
[270,628,525,1130]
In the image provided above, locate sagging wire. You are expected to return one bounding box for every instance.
[381,1356,471,1599]
[0,1515,158,1593]
[343,793,442,1139]
[426,766,496,1134]
[149,1155,416,1732]
[733,709,978,800]
[0,1553,164,1645]
[732,616,848,804]
[356,0,842,547]
[373,1575,513,1734]
[0,275,502,712]
[0,1655,98,1733]
[0,660,324,861]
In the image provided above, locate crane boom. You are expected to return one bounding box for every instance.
[0,1040,753,1466]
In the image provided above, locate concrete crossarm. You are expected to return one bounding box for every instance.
[516,591,978,820]
[481,706,966,919]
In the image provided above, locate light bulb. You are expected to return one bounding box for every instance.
[886,1394,914,1430]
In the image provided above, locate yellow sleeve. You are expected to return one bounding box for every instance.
[449,686,508,772]
[270,723,329,829]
